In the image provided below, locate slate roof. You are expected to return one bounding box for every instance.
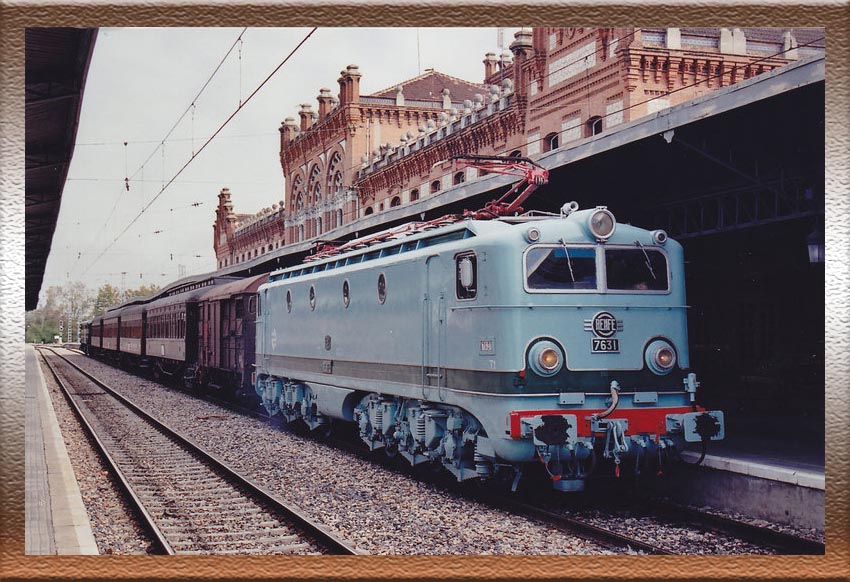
[368,69,486,103]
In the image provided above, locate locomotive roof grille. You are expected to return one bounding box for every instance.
[270,227,474,282]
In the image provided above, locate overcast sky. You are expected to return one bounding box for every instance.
[41,27,520,303]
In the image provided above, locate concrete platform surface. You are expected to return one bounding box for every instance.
[25,344,99,555]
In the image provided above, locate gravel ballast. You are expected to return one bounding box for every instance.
[55,350,821,555]
[57,353,608,555]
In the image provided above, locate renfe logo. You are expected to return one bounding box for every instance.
[591,311,620,338]
[584,311,623,353]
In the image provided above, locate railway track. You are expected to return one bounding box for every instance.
[643,499,825,555]
[55,348,824,556]
[38,347,359,556]
[321,426,824,556]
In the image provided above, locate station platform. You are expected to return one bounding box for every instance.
[25,344,99,555]
[660,418,824,533]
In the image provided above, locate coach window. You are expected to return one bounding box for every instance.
[455,252,477,300]
[377,273,387,304]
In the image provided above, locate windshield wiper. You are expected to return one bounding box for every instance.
[634,240,657,280]
[559,238,575,282]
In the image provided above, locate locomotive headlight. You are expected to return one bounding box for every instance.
[528,340,564,376]
[645,339,677,375]
[588,207,616,240]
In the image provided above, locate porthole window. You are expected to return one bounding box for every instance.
[343,280,350,308]
[286,290,292,313]
[309,286,316,310]
[377,273,387,304]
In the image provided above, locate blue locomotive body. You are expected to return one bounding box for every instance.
[257,205,722,490]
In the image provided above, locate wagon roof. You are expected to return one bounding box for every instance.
[198,274,267,302]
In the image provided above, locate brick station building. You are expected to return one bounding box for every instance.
[214,27,822,269]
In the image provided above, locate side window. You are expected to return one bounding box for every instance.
[249,296,257,315]
[455,252,477,300]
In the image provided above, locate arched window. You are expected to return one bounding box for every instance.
[364,207,374,216]
[509,150,522,157]
[390,196,401,207]
[298,224,304,241]
[410,188,419,202]
[316,217,323,236]
[337,209,343,227]
[588,116,603,137]
[543,132,559,152]
[327,152,343,194]
[291,175,305,211]
[431,180,441,193]
[308,164,322,205]
[453,171,465,185]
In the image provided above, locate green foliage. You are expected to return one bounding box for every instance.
[26,280,162,344]
[94,284,121,315]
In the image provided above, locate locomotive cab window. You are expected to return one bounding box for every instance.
[526,245,597,291]
[455,252,477,300]
[605,246,669,291]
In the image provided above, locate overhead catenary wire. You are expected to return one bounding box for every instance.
[96,28,249,235]
[82,27,318,277]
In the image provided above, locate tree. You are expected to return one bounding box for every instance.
[61,281,94,329]
[93,284,121,315]
[25,282,93,343]
[122,283,161,303]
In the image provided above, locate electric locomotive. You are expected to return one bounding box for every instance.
[254,202,725,492]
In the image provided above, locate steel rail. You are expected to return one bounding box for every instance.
[38,348,174,555]
[67,346,821,556]
[472,491,675,555]
[317,427,673,555]
[41,347,360,556]
[645,498,825,555]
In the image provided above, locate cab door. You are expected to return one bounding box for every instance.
[423,255,448,401]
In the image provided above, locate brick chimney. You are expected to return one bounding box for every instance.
[345,64,361,103]
[317,87,334,121]
[298,103,314,132]
[279,117,298,148]
[483,52,498,79]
